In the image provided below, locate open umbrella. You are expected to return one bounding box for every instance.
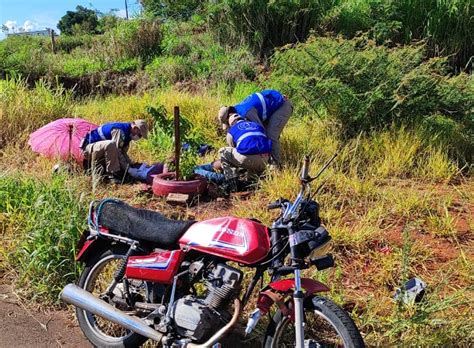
[28,118,98,163]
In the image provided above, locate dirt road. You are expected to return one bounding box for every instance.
[0,284,90,348]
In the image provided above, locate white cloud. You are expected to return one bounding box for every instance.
[4,20,17,31]
[2,19,41,33]
[22,20,38,32]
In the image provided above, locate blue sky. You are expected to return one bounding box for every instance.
[0,0,142,39]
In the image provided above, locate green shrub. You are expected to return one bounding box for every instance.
[208,0,335,57]
[146,55,193,86]
[58,55,106,77]
[55,34,93,53]
[0,174,87,302]
[0,36,50,76]
[268,36,473,161]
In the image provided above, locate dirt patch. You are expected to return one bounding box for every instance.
[0,283,90,348]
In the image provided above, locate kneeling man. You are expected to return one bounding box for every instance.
[81,120,148,183]
[219,113,272,183]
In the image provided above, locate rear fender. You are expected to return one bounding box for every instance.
[76,236,103,262]
[76,228,108,262]
[256,278,329,318]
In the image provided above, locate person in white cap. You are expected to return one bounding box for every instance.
[80,120,148,183]
[217,89,292,165]
[218,113,272,189]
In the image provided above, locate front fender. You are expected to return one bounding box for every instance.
[256,278,329,316]
[268,278,329,294]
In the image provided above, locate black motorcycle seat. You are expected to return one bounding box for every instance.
[97,200,195,248]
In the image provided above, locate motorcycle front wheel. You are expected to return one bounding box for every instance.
[263,296,365,348]
[76,247,149,348]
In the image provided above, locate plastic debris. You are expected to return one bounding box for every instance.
[394,277,426,305]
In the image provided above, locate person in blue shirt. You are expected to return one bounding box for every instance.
[80,120,148,183]
[218,113,272,182]
[217,89,292,165]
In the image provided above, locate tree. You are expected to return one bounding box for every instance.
[57,6,98,35]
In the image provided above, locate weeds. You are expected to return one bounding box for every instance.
[0,77,72,148]
[0,174,88,302]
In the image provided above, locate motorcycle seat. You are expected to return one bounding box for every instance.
[97,200,195,248]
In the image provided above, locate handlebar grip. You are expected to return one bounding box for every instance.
[301,155,310,180]
[267,202,281,210]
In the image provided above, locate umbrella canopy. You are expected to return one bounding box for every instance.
[28,118,98,163]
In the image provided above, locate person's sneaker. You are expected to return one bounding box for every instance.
[106,175,122,185]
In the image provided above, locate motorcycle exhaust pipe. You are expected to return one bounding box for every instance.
[60,284,163,343]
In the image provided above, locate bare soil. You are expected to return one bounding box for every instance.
[0,283,90,348]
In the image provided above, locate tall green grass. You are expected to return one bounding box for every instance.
[0,174,88,302]
[0,77,72,148]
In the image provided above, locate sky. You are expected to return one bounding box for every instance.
[0,0,142,39]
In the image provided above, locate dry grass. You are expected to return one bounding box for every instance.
[1,87,472,346]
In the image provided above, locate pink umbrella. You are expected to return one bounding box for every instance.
[28,118,98,163]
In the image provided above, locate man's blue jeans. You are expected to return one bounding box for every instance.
[193,163,225,184]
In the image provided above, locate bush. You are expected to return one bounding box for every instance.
[268,36,473,161]
[208,0,335,57]
[0,36,50,76]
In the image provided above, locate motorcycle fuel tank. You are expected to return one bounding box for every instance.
[179,217,270,264]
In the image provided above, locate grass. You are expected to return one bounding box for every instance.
[0,173,89,302]
[0,77,72,148]
[0,60,472,347]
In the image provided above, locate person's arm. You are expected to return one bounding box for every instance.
[111,129,132,170]
[226,133,235,147]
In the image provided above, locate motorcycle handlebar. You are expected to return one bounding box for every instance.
[267,202,281,210]
[267,198,289,210]
[301,155,310,181]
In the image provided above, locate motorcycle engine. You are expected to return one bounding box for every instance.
[170,263,242,342]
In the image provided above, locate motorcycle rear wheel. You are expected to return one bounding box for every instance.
[76,248,149,348]
[263,296,365,348]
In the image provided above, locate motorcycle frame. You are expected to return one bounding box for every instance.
[75,156,334,348]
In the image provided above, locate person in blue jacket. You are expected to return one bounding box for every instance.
[217,89,292,165]
[218,113,272,182]
[80,120,148,183]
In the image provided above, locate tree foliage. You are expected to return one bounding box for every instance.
[57,6,99,35]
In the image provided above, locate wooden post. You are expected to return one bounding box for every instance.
[174,106,180,180]
[50,29,56,53]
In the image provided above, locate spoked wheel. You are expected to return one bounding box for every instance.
[264,296,365,348]
[76,248,149,348]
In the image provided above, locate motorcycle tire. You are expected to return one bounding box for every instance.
[76,247,149,348]
[152,172,207,196]
[263,296,365,348]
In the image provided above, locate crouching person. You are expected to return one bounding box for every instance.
[81,120,148,183]
[219,113,272,190]
[218,89,292,166]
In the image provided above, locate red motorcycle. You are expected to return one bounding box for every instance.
[61,156,364,347]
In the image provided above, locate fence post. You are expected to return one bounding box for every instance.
[174,106,180,180]
[50,29,56,53]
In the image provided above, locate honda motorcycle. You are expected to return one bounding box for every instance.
[61,156,365,347]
